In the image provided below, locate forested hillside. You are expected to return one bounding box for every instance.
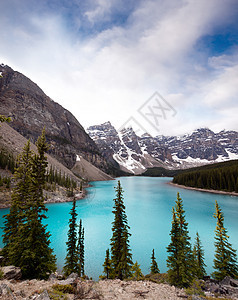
[173,160,238,192]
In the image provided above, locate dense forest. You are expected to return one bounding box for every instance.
[142,166,182,177]
[173,160,238,192]
[0,150,15,173]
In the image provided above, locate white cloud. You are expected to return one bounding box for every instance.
[84,0,114,24]
[0,0,238,136]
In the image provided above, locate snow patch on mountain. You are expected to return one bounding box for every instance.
[88,122,238,174]
[113,153,146,174]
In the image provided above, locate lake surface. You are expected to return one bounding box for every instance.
[0,177,237,279]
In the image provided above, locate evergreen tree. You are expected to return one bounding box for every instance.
[63,197,79,276]
[167,207,181,286]
[77,219,85,276]
[2,140,33,262]
[150,249,160,274]
[212,201,238,280]
[2,132,56,279]
[130,261,143,280]
[193,232,206,279]
[102,249,111,279]
[16,131,56,278]
[167,193,193,287]
[110,181,133,280]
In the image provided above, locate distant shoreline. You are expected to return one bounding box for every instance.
[0,188,87,210]
[168,181,238,197]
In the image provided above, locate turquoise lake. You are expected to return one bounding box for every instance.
[0,177,238,279]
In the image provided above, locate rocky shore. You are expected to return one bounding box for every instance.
[1,268,238,300]
[168,182,238,197]
[0,276,186,300]
[0,186,87,209]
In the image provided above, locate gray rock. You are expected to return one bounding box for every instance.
[48,273,57,281]
[220,276,238,288]
[36,289,50,300]
[2,265,22,280]
[58,272,79,286]
[191,296,205,300]
[49,272,64,281]
[67,272,78,280]
[14,290,26,298]
[0,283,16,299]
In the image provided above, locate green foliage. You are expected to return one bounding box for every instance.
[0,150,16,173]
[185,279,205,298]
[2,131,57,279]
[46,166,77,190]
[0,175,11,188]
[173,160,238,193]
[142,167,182,177]
[193,232,206,279]
[52,284,75,294]
[63,198,79,276]
[66,187,74,197]
[102,249,111,279]
[212,201,238,280]
[0,268,3,279]
[144,273,169,284]
[64,199,85,277]
[167,193,194,288]
[2,141,33,261]
[77,219,85,276]
[150,249,160,274]
[130,261,144,280]
[109,181,133,280]
[48,289,68,300]
[0,115,11,123]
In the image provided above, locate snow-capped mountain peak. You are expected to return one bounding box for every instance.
[87,123,238,174]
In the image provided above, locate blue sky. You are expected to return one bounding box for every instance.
[0,0,238,136]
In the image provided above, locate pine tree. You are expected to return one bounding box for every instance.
[102,249,111,279]
[212,201,238,280]
[193,232,206,279]
[150,249,160,274]
[110,181,133,280]
[77,219,85,276]
[2,140,33,262]
[16,131,56,278]
[130,261,143,280]
[167,192,193,287]
[63,197,79,276]
[167,207,181,286]
[2,132,56,279]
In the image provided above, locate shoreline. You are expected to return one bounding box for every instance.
[168,181,238,197]
[0,187,88,209]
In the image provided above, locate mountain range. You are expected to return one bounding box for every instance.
[0,64,114,181]
[87,122,238,174]
[1,63,237,178]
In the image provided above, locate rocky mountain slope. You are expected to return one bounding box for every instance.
[87,122,238,174]
[72,155,113,182]
[0,122,79,182]
[0,64,110,173]
[0,122,83,207]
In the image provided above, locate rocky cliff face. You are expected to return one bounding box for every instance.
[87,122,238,174]
[87,122,171,174]
[0,64,109,172]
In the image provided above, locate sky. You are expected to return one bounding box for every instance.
[0,0,238,136]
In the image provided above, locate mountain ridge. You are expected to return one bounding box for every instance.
[0,64,111,173]
[87,122,238,174]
